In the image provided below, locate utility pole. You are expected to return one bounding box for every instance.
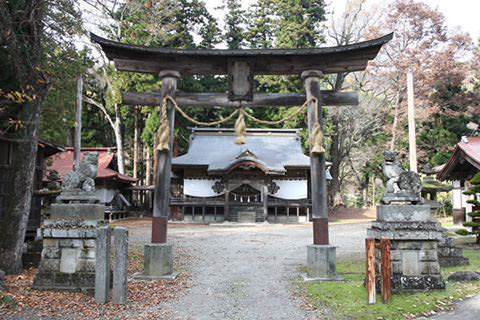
[407,72,417,173]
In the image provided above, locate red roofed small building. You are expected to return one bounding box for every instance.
[47,147,137,209]
[437,137,480,224]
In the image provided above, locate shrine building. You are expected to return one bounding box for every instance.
[170,128,323,223]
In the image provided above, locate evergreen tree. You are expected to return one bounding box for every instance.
[456,172,480,244]
[222,0,246,49]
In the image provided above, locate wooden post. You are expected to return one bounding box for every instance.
[407,72,417,173]
[263,184,268,222]
[302,70,328,245]
[380,238,392,303]
[74,76,83,170]
[366,237,376,304]
[152,70,180,244]
[224,190,230,221]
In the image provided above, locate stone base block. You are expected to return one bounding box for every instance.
[438,256,470,267]
[391,274,445,291]
[306,244,340,280]
[376,205,432,222]
[33,270,95,292]
[143,243,174,278]
[50,203,105,220]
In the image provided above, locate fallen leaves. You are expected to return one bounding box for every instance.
[0,245,191,319]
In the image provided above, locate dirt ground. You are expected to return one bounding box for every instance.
[1,209,374,319]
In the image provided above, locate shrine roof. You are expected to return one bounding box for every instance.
[437,137,480,181]
[46,147,137,184]
[172,128,310,175]
[91,33,393,75]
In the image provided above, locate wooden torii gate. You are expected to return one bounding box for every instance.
[92,33,392,279]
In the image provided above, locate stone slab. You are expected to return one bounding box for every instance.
[60,248,80,273]
[302,273,344,282]
[50,203,105,220]
[95,227,111,304]
[237,211,256,223]
[44,219,106,228]
[376,204,432,222]
[306,244,338,279]
[143,243,174,277]
[40,228,98,239]
[367,229,444,241]
[133,271,180,281]
[113,227,128,305]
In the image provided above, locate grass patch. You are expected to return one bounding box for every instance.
[297,250,480,319]
[0,291,15,307]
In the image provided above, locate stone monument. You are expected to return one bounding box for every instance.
[34,152,106,292]
[367,151,445,291]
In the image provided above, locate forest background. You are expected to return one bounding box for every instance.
[1,0,480,221]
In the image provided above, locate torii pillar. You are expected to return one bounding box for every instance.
[141,70,180,280]
[303,70,341,281]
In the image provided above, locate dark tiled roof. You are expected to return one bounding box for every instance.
[173,128,310,175]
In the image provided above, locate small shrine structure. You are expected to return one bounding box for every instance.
[171,128,312,223]
[92,32,392,280]
[437,137,480,224]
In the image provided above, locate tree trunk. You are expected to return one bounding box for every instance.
[0,98,43,274]
[328,115,344,207]
[114,103,125,174]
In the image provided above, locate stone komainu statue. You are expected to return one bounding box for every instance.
[62,152,98,193]
[381,150,423,204]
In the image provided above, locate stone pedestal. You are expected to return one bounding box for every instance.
[34,219,106,292]
[50,203,105,220]
[368,205,445,291]
[135,243,178,280]
[305,245,342,281]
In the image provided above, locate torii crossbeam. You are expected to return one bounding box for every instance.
[92,32,392,280]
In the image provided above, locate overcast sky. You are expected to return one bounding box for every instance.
[205,0,480,43]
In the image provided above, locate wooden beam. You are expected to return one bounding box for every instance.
[92,32,393,76]
[122,91,358,107]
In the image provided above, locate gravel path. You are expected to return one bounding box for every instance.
[134,222,371,320]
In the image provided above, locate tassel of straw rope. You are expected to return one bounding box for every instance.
[156,97,171,152]
[234,111,246,144]
[310,97,325,154]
